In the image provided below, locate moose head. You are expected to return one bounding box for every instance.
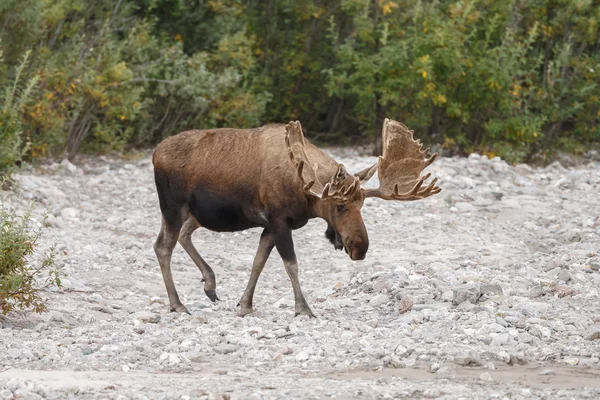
[285,118,440,262]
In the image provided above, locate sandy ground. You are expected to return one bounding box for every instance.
[1,149,600,399]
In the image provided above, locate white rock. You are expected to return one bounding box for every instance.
[454,202,477,213]
[129,311,161,324]
[369,294,388,307]
[60,207,80,219]
[452,284,481,305]
[479,372,494,381]
[61,159,78,173]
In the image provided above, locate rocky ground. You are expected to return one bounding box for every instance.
[1,149,600,400]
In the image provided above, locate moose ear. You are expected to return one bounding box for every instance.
[353,163,378,184]
[336,164,346,179]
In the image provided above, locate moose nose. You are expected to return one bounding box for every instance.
[348,237,368,261]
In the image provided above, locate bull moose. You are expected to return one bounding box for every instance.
[152,118,441,317]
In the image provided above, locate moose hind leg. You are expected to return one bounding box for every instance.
[238,229,275,317]
[154,216,189,314]
[178,216,219,302]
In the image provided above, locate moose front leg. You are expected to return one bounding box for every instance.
[272,222,316,318]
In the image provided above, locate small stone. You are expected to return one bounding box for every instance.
[491,191,504,200]
[546,267,562,278]
[452,284,481,305]
[370,294,388,307]
[518,332,535,344]
[555,285,575,298]
[455,202,477,213]
[213,344,237,354]
[365,318,379,328]
[529,284,544,298]
[479,372,493,381]
[129,311,161,324]
[295,351,309,361]
[387,355,404,368]
[557,270,572,282]
[496,351,511,364]
[149,297,165,305]
[168,354,181,365]
[519,302,551,316]
[585,331,600,341]
[337,298,355,307]
[456,300,475,312]
[454,351,481,366]
[441,290,453,302]
[397,296,413,314]
[481,284,503,296]
[564,357,579,366]
[539,368,555,375]
[60,207,80,219]
[61,159,78,173]
[394,344,409,357]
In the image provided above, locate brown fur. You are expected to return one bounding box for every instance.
[152,120,440,317]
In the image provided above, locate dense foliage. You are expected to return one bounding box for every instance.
[0,0,599,174]
[0,204,61,314]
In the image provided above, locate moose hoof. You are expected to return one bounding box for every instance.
[204,289,220,302]
[170,304,191,315]
[237,306,254,317]
[295,307,316,318]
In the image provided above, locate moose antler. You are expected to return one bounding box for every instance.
[363,119,441,201]
[285,121,361,202]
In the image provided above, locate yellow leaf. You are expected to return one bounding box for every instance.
[422,71,428,78]
[381,1,398,15]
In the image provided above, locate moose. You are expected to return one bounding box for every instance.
[152,118,441,317]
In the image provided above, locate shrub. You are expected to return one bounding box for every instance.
[0,203,61,314]
[0,47,39,177]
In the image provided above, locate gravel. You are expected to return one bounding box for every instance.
[1,149,600,399]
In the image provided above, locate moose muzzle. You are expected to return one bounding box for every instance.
[346,236,368,261]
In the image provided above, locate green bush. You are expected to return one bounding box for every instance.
[0,0,599,163]
[0,47,39,177]
[0,204,61,314]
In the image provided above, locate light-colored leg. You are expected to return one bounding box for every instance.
[238,229,275,316]
[178,216,219,302]
[282,259,315,317]
[154,217,189,314]
[271,221,315,318]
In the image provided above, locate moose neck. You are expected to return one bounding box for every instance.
[306,196,332,223]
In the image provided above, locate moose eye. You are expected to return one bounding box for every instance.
[336,204,347,213]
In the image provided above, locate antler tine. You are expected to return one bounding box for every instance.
[295,160,317,192]
[390,178,441,201]
[424,152,438,168]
